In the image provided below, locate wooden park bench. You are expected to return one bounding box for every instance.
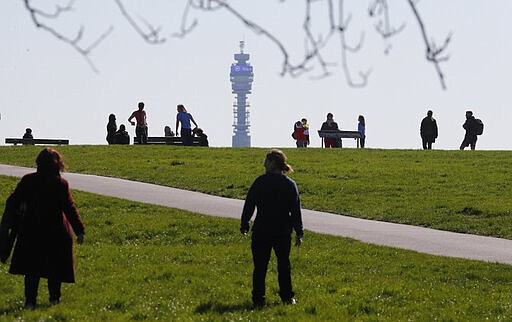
[317,130,362,148]
[133,136,201,146]
[5,138,69,146]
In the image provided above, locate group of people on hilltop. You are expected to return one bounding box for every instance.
[106,114,130,145]
[0,112,487,311]
[292,110,481,150]
[106,102,208,146]
[293,113,366,148]
[291,118,310,148]
[420,110,483,150]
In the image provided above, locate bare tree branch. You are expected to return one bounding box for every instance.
[20,0,451,89]
[301,0,336,79]
[336,0,371,87]
[30,0,75,19]
[113,0,166,44]
[171,1,198,38]
[369,0,406,39]
[368,0,405,55]
[189,0,308,77]
[23,0,113,73]
[407,0,452,90]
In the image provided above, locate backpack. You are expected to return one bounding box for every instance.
[474,119,484,135]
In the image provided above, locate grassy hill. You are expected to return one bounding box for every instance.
[0,173,511,321]
[0,145,511,238]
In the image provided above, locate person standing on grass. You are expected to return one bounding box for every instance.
[301,118,310,147]
[292,121,307,148]
[128,102,148,144]
[358,115,366,148]
[240,149,304,307]
[420,110,438,150]
[0,148,85,310]
[106,114,117,144]
[175,104,198,146]
[459,110,479,150]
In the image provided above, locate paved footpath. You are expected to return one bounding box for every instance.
[1,164,511,265]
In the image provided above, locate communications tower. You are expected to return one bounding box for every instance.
[230,41,254,147]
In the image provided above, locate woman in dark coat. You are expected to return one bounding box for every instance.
[5,148,85,309]
[106,113,117,144]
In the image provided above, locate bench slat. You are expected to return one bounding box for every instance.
[133,137,200,145]
[5,138,69,145]
[317,130,362,139]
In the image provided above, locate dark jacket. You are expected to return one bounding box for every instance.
[197,133,209,147]
[0,205,17,263]
[113,130,130,145]
[106,121,117,144]
[241,173,304,236]
[420,116,438,142]
[463,116,478,137]
[6,172,85,283]
[321,121,339,131]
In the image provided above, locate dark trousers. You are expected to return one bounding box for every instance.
[251,232,294,303]
[24,275,61,305]
[181,128,193,146]
[422,138,433,150]
[360,135,366,148]
[460,134,477,150]
[135,125,148,144]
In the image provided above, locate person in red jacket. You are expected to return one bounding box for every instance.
[4,148,85,309]
[292,121,307,148]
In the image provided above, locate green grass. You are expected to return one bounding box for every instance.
[0,145,511,238]
[0,175,511,321]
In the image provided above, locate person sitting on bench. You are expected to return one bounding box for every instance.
[164,126,175,137]
[23,128,33,139]
[193,127,209,147]
[113,124,130,145]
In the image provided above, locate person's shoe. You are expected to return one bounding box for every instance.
[50,298,60,305]
[23,303,36,310]
[283,298,297,305]
[253,300,265,309]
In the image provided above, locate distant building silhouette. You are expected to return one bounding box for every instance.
[230,41,254,147]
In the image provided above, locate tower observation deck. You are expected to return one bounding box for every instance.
[230,41,254,147]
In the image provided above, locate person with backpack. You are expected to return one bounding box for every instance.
[460,110,483,150]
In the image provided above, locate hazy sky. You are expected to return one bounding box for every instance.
[2,1,511,149]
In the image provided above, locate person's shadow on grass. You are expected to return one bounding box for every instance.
[0,301,59,314]
[195,300,281,313]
